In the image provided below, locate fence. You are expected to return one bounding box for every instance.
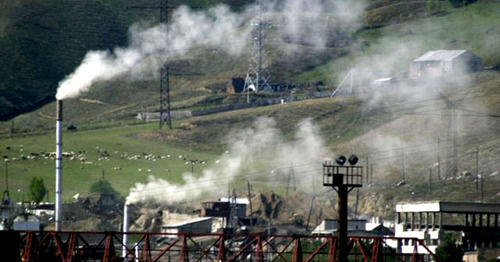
[2,230,441,262]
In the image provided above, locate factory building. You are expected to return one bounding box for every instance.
[395,201,500,255]
[161,217,213,235]
[313,219,394,237]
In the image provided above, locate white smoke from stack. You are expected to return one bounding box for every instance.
[55,5,247,100]
[55,0,366,100]
[126,117,329,205]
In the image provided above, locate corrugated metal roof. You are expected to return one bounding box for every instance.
[162,217,212,228]
[413,50,468,62]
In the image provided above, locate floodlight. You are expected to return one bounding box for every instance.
[348,155,359,166]
[336,155,346,166]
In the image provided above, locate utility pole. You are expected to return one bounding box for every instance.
[349,65,353,94]
[370,164,374,186]
[475,146,479,190]
[4,161,8,192]
[452,109,458,178]
[429,168,432,193]
[480,174,484,202]
[401,150,406,181]
[286,166,296,195]
[446,108,458,178]
[366,157,369,184]
[247,181,253,217]
[305,195,316,231]
[9,121,14,140]
[437,138,441,180]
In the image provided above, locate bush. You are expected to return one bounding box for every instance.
[435,233,464,262]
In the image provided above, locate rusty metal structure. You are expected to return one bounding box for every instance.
[2,231,441,262]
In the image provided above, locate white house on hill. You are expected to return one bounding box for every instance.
[410,50,482,78]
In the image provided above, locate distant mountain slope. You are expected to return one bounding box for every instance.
[0,0,131,120]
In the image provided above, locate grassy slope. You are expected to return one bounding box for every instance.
[1,123,217,201]
[0,1,499,207]
[2,70,498,204]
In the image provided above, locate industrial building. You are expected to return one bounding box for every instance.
[312,219,394,237]
[395,201,500,254]
[409,50,482,78]
[161,217,213,235]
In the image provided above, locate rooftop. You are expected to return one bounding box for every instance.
[162,217,212,228]
[413,50,468,62]
[396,201,500,214]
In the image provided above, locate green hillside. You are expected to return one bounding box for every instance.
[0,0,499,212]
[0,0,133,120]
[0,0,256,120]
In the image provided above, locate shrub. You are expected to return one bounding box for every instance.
[435,233,464,262]
[29,177,47,205]
[89,179,119,196]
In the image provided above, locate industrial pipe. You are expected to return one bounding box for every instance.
[55,100,63,231]
[122,203,130,258]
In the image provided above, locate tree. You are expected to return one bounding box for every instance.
[89,180,118,196]
[435,233,464,262]
[29,177,47,205]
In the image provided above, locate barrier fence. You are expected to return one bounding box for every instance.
[0,231,440,262]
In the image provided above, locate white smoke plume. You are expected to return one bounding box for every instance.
[126,117,329,204]
[56,0,366,100]
[56,5,248,100]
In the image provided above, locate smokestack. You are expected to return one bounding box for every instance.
[122,203,130,258]
[55,100,63,231]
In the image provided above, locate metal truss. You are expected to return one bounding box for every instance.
[244,0,272,94]
[3,231,442,262]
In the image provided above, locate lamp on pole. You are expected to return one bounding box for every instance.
[323,154,363,262]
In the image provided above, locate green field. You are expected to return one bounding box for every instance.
[1,123,218,201]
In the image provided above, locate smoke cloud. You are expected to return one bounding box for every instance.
[55,0,366,100]
[341,21,496,183]
[126,117,329,204]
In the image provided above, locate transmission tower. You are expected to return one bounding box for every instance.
[129,0,173,129]
[160,64,171,129]
[244,0,271,97]
[159,0,171,129]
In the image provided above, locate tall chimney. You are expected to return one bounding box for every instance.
[122,203,130,258]
[55,100,63,231]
